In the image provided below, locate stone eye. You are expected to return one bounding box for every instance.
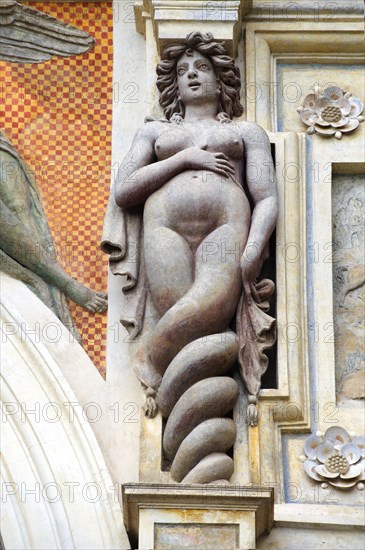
[177,67,187,76]
[198,63,209,71]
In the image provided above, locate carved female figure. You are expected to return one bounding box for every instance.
[102,32,277,483]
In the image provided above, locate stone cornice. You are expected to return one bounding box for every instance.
[134,0,243,56]
[123,483,274,549]
[134,0,363,56]
[246,0,363,22]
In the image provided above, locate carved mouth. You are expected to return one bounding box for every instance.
[188,81,201,90]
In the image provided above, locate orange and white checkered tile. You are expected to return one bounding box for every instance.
[0,2,114,376]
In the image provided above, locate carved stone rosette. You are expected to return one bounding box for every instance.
[301,427,365,489]
[297,85,364,139]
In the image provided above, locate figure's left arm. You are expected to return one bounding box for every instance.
[240,122,278,283]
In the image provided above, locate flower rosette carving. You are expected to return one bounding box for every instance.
[297,86,364,139]
[301,427,365,489]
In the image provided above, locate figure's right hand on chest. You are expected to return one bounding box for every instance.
[182,147,235,178]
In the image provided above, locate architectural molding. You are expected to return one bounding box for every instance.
[134,0,364,57]
[0,273,130,550]
[243,21,364,129]
[246,0,363,22]
[134,0,242,55]
[123,483,274,549]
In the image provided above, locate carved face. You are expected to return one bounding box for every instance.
[176,51,219,106]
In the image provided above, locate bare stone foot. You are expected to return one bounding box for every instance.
[64,279,108,312]
[142,387,158,418]
[247,395,258,427]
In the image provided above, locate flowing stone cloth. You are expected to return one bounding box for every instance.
[102,182,276,397]
[101,195,147,338]
[236,279,276,396]
[102,192,160,389]
[0,130,79,341]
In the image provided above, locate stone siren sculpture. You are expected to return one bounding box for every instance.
[102,32,278,483]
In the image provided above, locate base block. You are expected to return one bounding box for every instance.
[123,483,274,549]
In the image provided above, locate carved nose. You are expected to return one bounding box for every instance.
[188,69,198,79]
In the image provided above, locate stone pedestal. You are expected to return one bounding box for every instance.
[123,483,274,549]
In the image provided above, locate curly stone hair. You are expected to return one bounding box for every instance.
[156,32,243,121]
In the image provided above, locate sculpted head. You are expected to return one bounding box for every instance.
[156,32,243,121]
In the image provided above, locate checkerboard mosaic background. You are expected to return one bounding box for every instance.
[1,2,114,376]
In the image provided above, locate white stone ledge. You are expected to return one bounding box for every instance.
[274,503,365,530]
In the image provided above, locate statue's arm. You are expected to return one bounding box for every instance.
[115,122,190,208]
[240,122,278,282]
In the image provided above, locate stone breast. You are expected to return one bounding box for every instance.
[154,124,244,160]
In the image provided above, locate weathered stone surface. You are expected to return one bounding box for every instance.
[182,452,234,484]
[155,522,238,550]
[341,370,365,400]
[163,377,238,461]
[332,173,365,399]
[123,483,273,550]
[171,418,236,482]
[158,333,239,418]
